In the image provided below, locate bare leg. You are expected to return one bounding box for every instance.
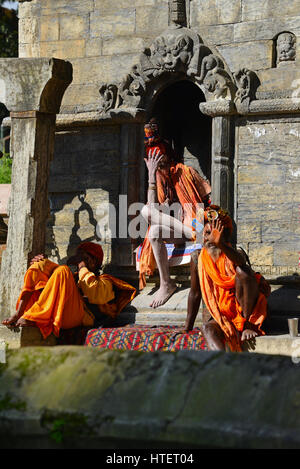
[2,290,35,327]
[185,254,202,331]
[235,265,260,342]
[142,204,193,308]
[200,320,226,351]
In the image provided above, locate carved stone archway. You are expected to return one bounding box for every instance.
[98,24,259,216]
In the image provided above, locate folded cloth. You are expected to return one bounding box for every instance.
[136,242,202,271]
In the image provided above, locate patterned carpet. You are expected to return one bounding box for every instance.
[85,324,207,352]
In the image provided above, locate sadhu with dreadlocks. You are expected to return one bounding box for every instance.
[185,205,271,352]
[2,242,136,339]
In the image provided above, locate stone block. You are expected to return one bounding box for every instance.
[237,142,299,166]
[40,15,59,42]
[59,14,89,41]
[256,68,300,98]
[19,42,40,58]
[217,40,273,72]
[237,164,285,185]
[41,0,94,16]
[198,24,234,46]
[241,0,300,22]
[102,37,146,56]
[18,0,41,19]
[3,347,300,449]
[135,5,169,35]
[85,38,103,57]
[248,243,274,266]
[71,54,140,85]
[234,16,300,43]
[262,221,300,244]
[61,83,101,109]
[237,222,262,243]
[274,243,300,267]
[19,17,40,44]
[39,40,85,59]
[190,0,241,26]
[90,10,136,38]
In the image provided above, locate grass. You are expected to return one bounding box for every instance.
[0,153,12,183]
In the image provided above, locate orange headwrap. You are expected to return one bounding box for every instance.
[78,242,104,266]
[204,205,233,234]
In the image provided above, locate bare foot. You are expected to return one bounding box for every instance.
[241,328,258,342]
[150,281,177,308]
[15,317,37,328]
[2,313,20,327]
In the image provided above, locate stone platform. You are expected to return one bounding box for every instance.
[1,346,300,449]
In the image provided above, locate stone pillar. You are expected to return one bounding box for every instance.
[211,116,234,215]
[0,58,72,319]
[115,123,144,268]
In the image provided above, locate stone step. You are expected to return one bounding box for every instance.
[248,334,300,359]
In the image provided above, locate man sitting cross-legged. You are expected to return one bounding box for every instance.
[139,118,211,308]
[184,206,270,352]
[2,242,136,339]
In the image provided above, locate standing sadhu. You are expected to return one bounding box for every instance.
[185,206,270,352]
[2,242,136,339]
[140,118,211,308]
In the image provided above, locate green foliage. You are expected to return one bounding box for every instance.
[0,153,12,183]
[0,6,18,58]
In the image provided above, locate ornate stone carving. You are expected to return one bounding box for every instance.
[99,83,119,113]
[276,32,296,66]
[98,25,238,114]
[197,54,236,101]
[233,68,260,113]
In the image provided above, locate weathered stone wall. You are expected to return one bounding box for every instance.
[17,0,300,277]
[235,116,300,277]
[46,124,121,264]
[18,0,169,113]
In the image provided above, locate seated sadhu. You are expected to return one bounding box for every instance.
[185,206,271,352]
[2,242,136,339]
[140,118,211,308]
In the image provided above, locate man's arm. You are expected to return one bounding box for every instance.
[185,254,202,331]
[78,267,115,305]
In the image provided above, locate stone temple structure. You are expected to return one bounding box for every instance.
[0,0,300,319]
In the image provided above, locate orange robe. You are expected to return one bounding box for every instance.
[198,248,267,352]
[138,162,211,289]
[18,259,136,339]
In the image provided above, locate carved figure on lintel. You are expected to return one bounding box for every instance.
[137,118,211,308]
[276,32,296,66]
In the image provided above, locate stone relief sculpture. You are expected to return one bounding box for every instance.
[276,32,296,66]
[233,68,260,112]
[98,24,260,115]
[98,25,239,113]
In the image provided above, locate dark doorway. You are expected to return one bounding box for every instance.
[149,80,211,181]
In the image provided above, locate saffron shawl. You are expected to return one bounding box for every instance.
[198,248,267,352]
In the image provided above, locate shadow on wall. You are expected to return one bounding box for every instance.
[46,126,121,266]
[47,190,101,265]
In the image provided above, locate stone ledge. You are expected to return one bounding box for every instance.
[1,346,300,449]
[248,334,300,358]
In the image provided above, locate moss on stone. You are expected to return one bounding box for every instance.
[41,410,95,444]
[0,393,26,412]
